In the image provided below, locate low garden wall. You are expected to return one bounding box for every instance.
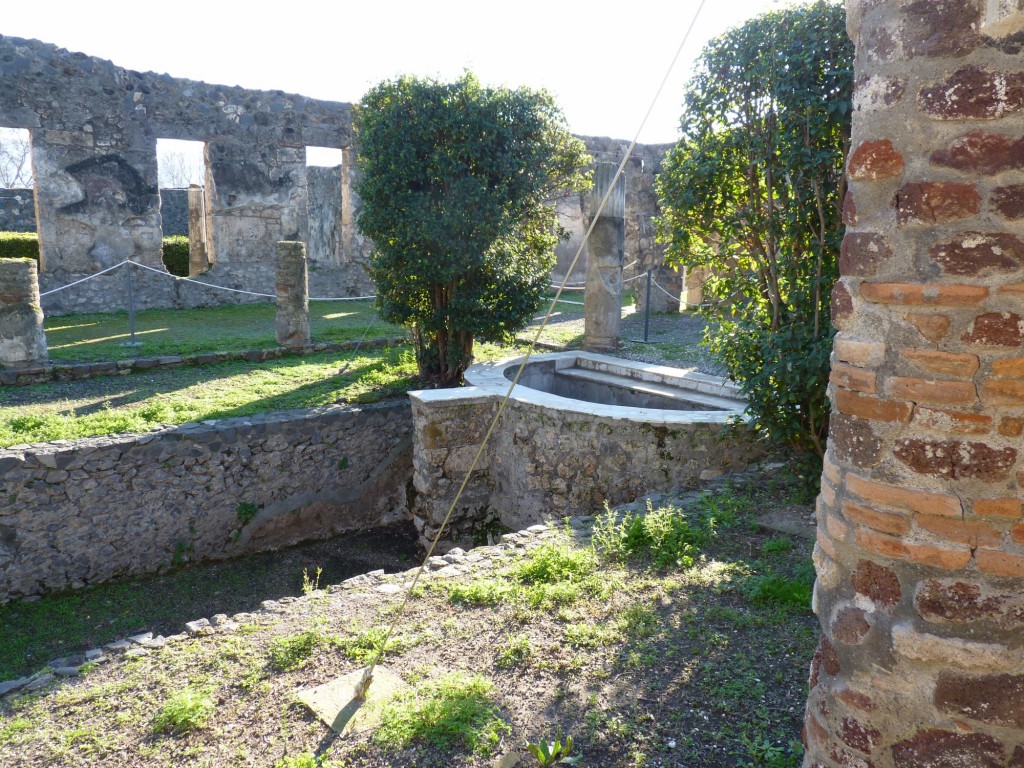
[410,355,763,549]
[0,400,413,602]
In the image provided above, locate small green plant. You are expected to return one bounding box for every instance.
[336,626,414,663]
[741,574,812,611]
[495,633,533,668]
[171,540,194,566]
[527,727,582,766]
[236,502,259,525]
[267,629,322,672]
[152,687,216,734]
[592,501,712,568]
[302,567,323,595]
[336,457,349,470]
[447,578,515,606]
[373,672,509,756]
[274,753,342,768]
[762,538,794,555]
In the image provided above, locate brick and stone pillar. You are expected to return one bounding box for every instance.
[0,258,48,367]
[807,2,1024,766]
[275,241,310,350]
[583,162,625,350]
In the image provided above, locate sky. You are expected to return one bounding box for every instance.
[2,0,786,146]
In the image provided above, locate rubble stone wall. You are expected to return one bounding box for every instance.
[806,2,1024,766]
[0,189,37,233]
[0,34,371,314]
[0,400,413,602]
[410,388,759,550]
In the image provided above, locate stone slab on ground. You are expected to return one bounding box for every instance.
[296,665,408,735]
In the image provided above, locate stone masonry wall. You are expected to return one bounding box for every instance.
[806,2,1024,767]
[410,390,759,550]
[0,189,37,232]
[0,400,413,602]
[0,35,375,314]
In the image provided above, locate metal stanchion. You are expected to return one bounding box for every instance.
[643,269,652,343]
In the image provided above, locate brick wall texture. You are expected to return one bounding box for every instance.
[805,1,1024,766]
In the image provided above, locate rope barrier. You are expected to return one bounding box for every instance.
[39,260,130,297]
[39,258,376,302]
[650,276,680,300]
[623,272,647,283]
[353,0,711,699]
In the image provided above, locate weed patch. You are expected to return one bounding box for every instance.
[267,629,324,672]
[373,673,509,756]
[152,687,215,734]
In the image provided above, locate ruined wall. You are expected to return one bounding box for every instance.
[1,187,192,239]
[0,189,37,232]
[807,2,1024,766]
[0,400,413,602]
[0,35,373,313]
[159,188,188,236]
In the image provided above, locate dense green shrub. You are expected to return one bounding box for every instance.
[0,232,39,261]
[161,235,189,276]
[354,72,591,384]
[657,1,852,480]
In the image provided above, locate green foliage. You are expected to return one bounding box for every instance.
[591,501,716,568]
[656,1,852,475]
[373,672,509,756]
[267,629,322,671]
[161,235,189,276]
[151,687,215,734]
[336,627,413,663]
[274,753,342,768]
[528,727,582,766]
[494,633,533,668]
[0,232,38,261]
[741,560,816,612]
[354,72,591,383]
[236,502,258,525]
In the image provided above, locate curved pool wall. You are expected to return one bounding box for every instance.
[408,352,763,550]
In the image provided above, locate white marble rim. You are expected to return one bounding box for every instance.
[410,351,748,426]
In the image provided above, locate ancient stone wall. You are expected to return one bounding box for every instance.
[159,188,188,236]
[807,2,1024,766]
[410,385,759,550]
[0,400,413,602]
[0,189,37,232]
[0,35,373,314]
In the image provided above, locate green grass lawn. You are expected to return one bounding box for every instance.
[4,295,718,448]
[44,300,407,363]
[0,343,521,448]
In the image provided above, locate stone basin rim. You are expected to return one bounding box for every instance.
[426,351,750,425]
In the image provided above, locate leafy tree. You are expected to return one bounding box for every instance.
[354,73,591,384]
[656,0,852,475]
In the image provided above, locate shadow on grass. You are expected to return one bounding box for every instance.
[0,522,420,681]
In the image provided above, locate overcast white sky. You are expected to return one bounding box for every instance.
[3,0,787,145]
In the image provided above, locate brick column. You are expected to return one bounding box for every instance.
[0,258,48,367]
[275,241,310,350]
[806,2,1024,766]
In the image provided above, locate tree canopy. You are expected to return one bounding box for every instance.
[656,0,853,473]
[354,73,591,384]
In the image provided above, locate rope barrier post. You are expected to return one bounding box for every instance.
[121,261,142,347]
[643,269,652,343]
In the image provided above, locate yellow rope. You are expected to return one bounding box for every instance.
[357,0,710,694]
